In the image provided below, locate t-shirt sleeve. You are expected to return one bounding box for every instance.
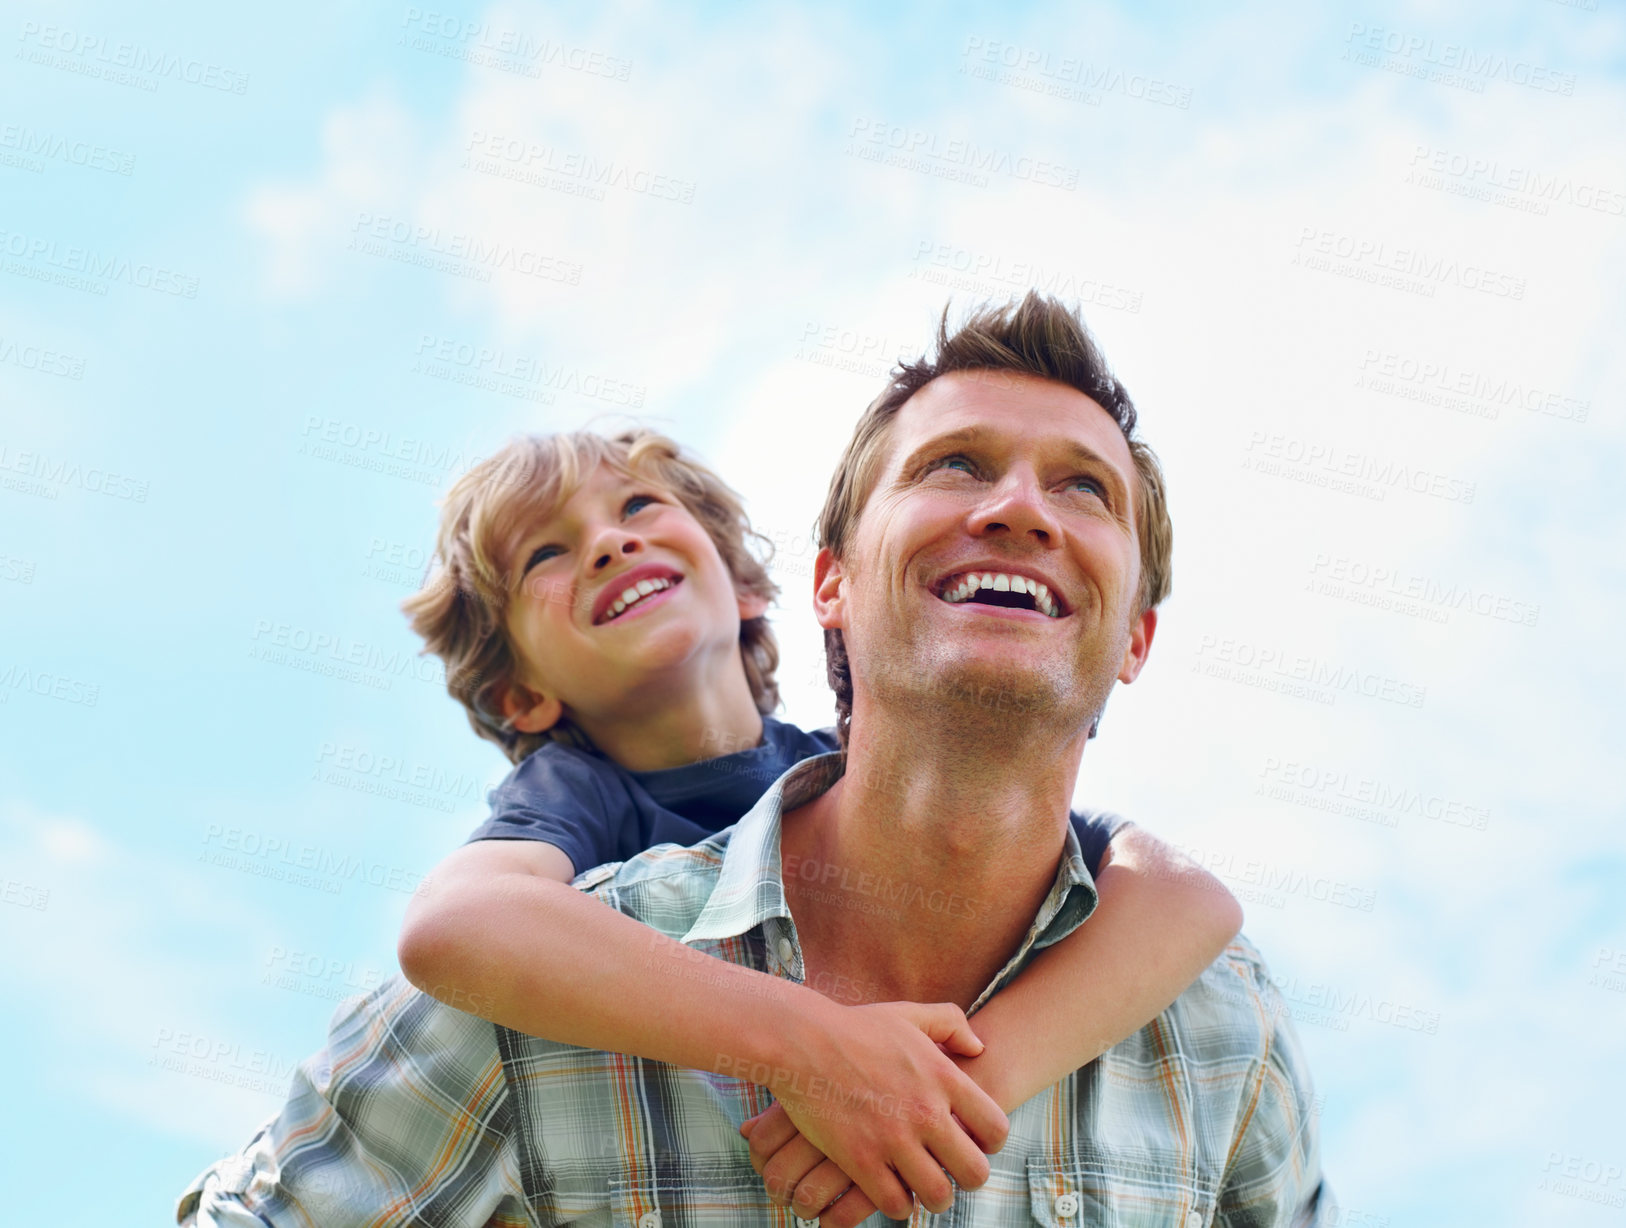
[465,748,638,878]
[1067,808,1128,880]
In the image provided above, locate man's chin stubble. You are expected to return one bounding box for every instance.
[866,645,1100,743]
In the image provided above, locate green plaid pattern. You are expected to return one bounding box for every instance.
[180,753,1331,1227]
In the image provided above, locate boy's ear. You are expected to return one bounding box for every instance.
[499,681,564,735]
[736,587,770,622]
[811,547,845,631]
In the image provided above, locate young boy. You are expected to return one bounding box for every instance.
[391,427,1243,1224]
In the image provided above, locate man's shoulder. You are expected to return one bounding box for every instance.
[1083,936,1326,1212]
[325,972,502,1059]
[1118,934,1297,1069]
[1164,938,1331,1218]
[570,826,734,933]
[177,976,512,1226]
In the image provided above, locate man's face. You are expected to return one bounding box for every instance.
[816,370,1155,734]
[500,462,764,736]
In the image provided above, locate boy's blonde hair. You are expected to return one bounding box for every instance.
[403,429,781,764]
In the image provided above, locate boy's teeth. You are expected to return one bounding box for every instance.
[605,576,674,621]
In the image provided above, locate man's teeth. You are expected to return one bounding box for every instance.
[939,571,1060,618]
[606,577,675,620]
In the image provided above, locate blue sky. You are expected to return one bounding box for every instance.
[2,1,1623,1222]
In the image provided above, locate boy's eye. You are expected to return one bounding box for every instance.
[623,493,659,517]
[524,544,564,574]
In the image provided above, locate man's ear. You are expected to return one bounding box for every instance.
[1116,607,1157,684]
[499,680,564,734]
[811,547,846,631]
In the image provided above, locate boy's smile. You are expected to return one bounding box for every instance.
[499,462,767,750]
[591,562,684,625]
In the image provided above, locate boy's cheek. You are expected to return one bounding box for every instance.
[523,575,584,615]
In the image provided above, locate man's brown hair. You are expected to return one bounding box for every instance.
[403,429,781,764]
[815,291,1173,745]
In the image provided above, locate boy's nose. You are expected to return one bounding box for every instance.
[592,535,641,570]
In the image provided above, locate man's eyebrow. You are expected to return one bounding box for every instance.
[1058,441,1129,482]
[893,427,989,475]
[897,428,1130,491]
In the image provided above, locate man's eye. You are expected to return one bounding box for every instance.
[1066,476,1106,498]
[929,456,977,476]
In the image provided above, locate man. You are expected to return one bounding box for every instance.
[182,292,1329,1227]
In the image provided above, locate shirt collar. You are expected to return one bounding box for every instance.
[682,752,1103,1011]
[682,751,842,946]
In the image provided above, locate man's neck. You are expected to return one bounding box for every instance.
[577,657,765,773]
[781,703,1089,1010]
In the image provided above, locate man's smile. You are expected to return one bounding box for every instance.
[930,564,1070,619]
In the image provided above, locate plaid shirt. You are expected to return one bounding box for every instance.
[180,753,1331,1228]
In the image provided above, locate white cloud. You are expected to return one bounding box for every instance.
[243,89,422,299]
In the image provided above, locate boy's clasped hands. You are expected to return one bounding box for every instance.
[738,998,1009,1227]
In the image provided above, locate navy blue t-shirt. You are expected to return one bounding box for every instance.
[470,715,1121,877]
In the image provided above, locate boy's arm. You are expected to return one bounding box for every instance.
[397,839,1009,1220]
[954,822,1244,1109]
[400,838,825,1063]
[742,824,1244,1227]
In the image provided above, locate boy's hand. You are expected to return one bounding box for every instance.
[741,1000,1009,1221]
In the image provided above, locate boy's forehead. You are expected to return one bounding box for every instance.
[551,459,636,514]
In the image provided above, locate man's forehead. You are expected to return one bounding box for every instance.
[885,370,1133,474]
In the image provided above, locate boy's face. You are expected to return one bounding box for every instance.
[500,462,766,735]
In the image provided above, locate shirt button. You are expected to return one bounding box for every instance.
[1185,1212,1204,1228]
[777,936,795,964]
[795,1217,820,1228]
[638,1212,662,1228]
[1054,1191,1080,1218]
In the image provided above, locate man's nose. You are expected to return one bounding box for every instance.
[972,471,1059,544]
